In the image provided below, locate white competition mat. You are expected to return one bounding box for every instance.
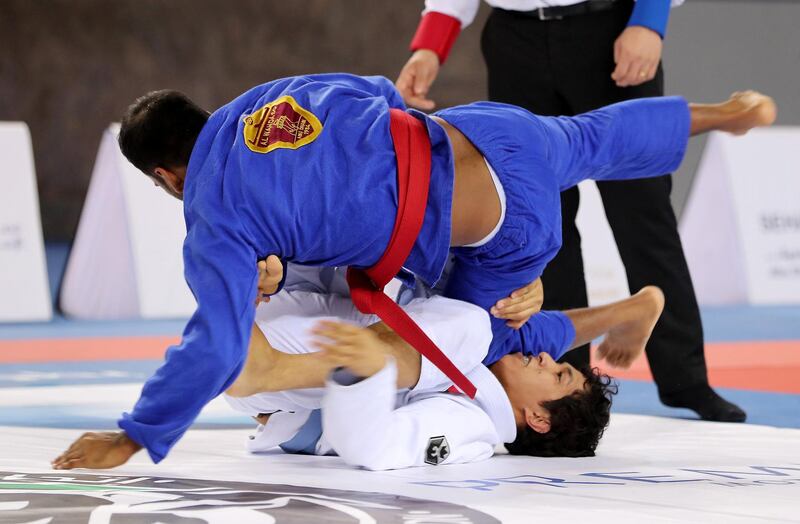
[2,414,799,523]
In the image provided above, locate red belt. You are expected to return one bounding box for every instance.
[346,109,477,399]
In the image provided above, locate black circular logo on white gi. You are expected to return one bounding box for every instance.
[0,470,498,523]
[425,435,451,465]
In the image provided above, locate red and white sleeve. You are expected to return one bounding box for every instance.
[409,0,480,64]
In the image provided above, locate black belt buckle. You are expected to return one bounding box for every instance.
[537,6,563,21]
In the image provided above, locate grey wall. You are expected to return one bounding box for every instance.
[0,1,796,240]
[664,0,800,215]
[0,1,489,241]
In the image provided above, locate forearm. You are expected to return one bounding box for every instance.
[486,310,571,362]
[369,323,422,389]
[627,0,672,38]
[265,326,421,391]
[228,322,421,396]
[259,352,336,392]
[564,304,621,351]
[410,0,482,64]
[120,321,250,462]
[226,324,332,395]
[410,11,462,64]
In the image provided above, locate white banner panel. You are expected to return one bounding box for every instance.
[61,126,194,319]
[681,128,800,305]
[575,181,629,306]
[0,123,52,322]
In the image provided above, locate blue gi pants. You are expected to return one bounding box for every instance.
[434,97,690,364]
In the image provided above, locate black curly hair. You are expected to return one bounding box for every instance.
[118,90,210,176]
[505,366,618,458]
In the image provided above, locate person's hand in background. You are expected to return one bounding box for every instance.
[611,26,662,87]
[396,49,441,110]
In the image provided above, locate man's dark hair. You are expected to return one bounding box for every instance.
[118,90,209,175]
[505,367,618,458]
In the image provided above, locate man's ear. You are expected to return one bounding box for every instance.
[523,406,551,434]
[153,166,184,194]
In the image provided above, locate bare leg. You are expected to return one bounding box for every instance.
[565,286,665,368]
[440,92,777,247]
[226,325,282,397]
[690,91,777,136]
[227,323,423,397]
[226,324,338,397]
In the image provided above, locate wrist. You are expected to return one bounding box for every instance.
[355,352,389,379]
[627,0,671,38]
[368,352,390,377]
[626,24,660,38]
[330,355,396,386]
[118,432,143,453]
[331,353,391,384]
[413,48,441,67]
[358,338,392,378]
[410,12,461,64]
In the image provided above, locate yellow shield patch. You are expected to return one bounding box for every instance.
[242,95,323,154]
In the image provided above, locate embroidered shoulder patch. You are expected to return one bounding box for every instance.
[242,95,323,154]
[425,435,450,465]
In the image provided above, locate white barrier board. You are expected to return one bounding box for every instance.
[576,181,630,305]
[0,123,52,322]
[60,126,195,319]
[681,129,800,305]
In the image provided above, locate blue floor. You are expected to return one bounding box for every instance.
[1,242,798,430]
[613,379,800,428]
[701,305,800,342]
[1,358,798,429]
[0,360,159,387]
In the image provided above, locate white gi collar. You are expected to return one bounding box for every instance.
[469,365,517,443]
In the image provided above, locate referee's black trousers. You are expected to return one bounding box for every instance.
[481,1,708,395]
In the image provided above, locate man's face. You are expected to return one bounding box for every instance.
[494,352,587,419]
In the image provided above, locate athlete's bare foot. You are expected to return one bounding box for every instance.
[596,286,665,368]
[720,91,777,135]
[690,91,777,136]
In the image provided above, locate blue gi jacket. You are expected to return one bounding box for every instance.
[118,74,455,462]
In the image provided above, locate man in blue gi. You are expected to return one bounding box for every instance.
[51,72,775,470]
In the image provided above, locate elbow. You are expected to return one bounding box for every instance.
[330,433,401,471]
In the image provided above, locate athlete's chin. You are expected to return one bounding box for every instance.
[490,354,520,377]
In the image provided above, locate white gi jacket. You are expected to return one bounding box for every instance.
[422,0,684,30]
[224,293,517,470]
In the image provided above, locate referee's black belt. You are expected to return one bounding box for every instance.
[509,0,620,21]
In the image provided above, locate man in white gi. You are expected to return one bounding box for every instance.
[224,267,664,469]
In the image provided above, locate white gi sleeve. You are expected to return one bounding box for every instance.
[246,410,316,453]
[423,0,481,29]
[322,358,498,471]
